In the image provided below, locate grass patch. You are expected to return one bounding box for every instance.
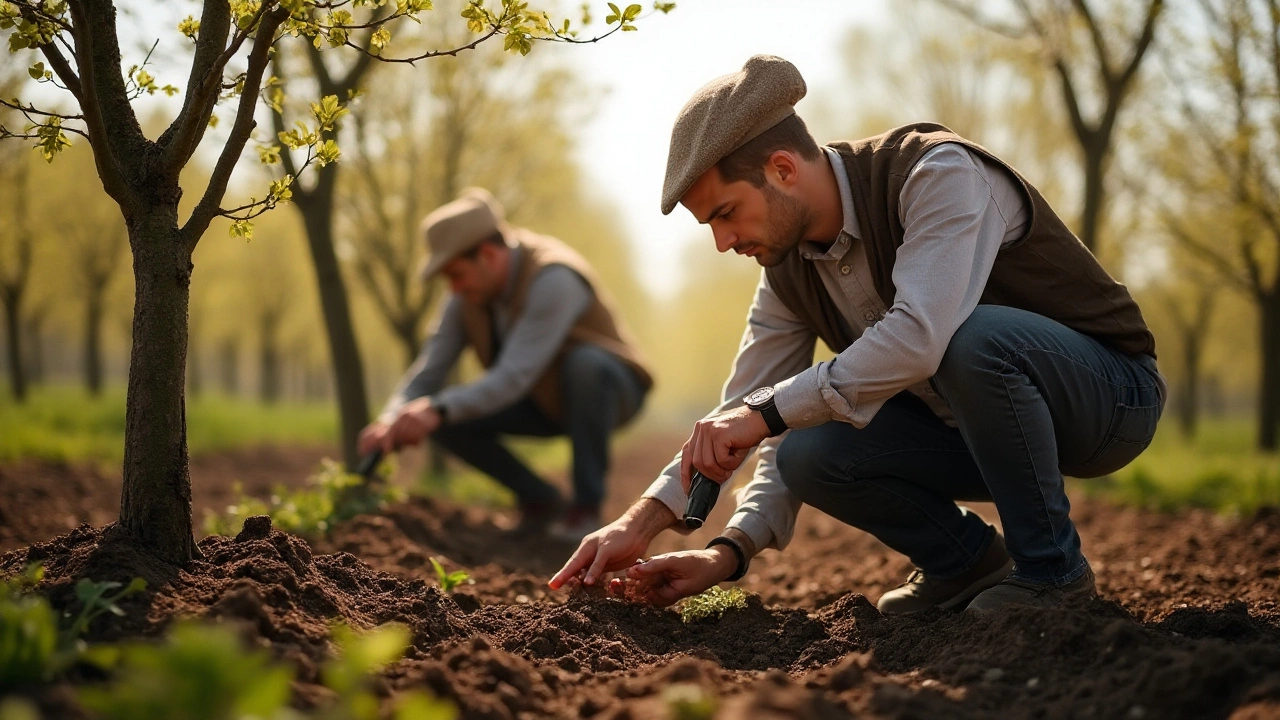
[0,385,336,464]
[1078,417,1280,515]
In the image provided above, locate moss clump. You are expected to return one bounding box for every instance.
[678,586,748,624]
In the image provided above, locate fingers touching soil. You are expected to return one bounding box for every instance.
[1,442,1278,719]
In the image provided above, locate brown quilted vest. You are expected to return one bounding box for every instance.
[766,123,1157,359]
[459,229,653,421]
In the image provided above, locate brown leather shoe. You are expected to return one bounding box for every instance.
[877,534,1015,615]
[966,563,1096,613]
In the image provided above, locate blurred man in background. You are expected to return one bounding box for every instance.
[552,55,1165,614]
[360,189,652,542]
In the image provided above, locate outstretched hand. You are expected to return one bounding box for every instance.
[549,498,677,590]
[612,547,738,607]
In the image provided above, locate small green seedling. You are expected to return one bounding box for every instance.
[661,682,717,720]
[78,621,295,720]
[65,577,147,639]
[678,586,748,624]
[430,558,469,593]
[0,565,59,691]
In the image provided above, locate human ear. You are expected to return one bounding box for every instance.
[766,150,800,186]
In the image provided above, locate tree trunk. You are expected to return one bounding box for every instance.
[1260,293,1280,451]
[219,338,238,396]
[84,291,105,397]
[24,313,43,385]
[295,171,369,470]
[1079,144,1105,254]
[259,310,281,404]
[118,207,198,565]
[2,292,24,402]
[1178,333,1201,439]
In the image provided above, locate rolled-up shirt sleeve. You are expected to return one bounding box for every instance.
[433,265,592,423]
[379,298,466,424]
[772,144,1011,429]
[641,271,813,552]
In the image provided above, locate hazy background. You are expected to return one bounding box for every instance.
[2,0,1277,510]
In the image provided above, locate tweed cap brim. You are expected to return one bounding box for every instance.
[661,54,807,215]
[417,196,503,280]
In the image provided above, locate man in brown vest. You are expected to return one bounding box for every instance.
[551,55,1166,613]
[359,190,653,541]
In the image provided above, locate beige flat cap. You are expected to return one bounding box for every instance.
[661,55,807,215]
[458,186,506,222]
[417,196,502,280]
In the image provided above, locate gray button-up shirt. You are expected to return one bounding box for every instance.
[379,254,593,425]
[642,143,1029,553]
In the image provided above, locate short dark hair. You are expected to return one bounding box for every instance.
[716,114,821,187]
[459,230,507,261]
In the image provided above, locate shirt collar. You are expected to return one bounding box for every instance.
[796,147,860,261]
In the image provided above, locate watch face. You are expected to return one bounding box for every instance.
[744,386,775,408]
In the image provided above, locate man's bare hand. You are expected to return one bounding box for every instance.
[618,547,738,607]
[383,398,442,453]
[549,498,676,590]
[357,422,392,457]
[680,405,770,492]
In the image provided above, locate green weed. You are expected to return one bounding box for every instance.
[661,683,717,720]
[79,621,455,720]
[204,458,404,538]
[678,586,748,624]
[429,558,470,593]
[0,566,59,691]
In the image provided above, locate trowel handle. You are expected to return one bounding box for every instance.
[683,470,721,530]
[354,449,383,479]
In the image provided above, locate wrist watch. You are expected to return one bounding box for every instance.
[744,386,787,437]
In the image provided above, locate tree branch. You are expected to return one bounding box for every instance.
[1071,0,1115,82]
[159,0,234,176]
[181,9,289,252]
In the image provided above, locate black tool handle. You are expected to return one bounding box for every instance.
[354,449,383,479]
[683,470,721,530]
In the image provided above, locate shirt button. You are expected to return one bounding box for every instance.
[840,265,851,275]
[803,252,813,260]
[838,236,848,245]
[863,311,876,322]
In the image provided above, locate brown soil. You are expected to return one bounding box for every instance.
[1,438,1278,719]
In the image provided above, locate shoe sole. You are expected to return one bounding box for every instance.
[937,558,1016,611]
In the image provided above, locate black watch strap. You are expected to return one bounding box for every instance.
[706,536,749,581]
[758,400,787,437]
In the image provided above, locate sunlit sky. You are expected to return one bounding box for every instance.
[548,1,890,298]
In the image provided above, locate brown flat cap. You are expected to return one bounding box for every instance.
[417,196,503,280]
[661,55,807,215]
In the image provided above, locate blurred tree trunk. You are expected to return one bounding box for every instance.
[259,307,282,404]
[23,308,45,386]
[1169,288,1215,439]
[219,338,239,396]
[272,44,378,470]
[0,161,31,403]
[188,335,203,399]
[83,292,104,396]
[1260,293,1280,450]
[294,183,368,464]
[937,0,1165,253]
[2,293,24,402]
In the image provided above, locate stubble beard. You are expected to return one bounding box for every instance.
[755,184,811,268]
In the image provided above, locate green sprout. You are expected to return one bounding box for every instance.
[429,558,469,594]
[678,586,748,624]
[661,682,717,720]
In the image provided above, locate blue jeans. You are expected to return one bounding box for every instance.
[778,306,1164,585]
[432,344,647,509]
